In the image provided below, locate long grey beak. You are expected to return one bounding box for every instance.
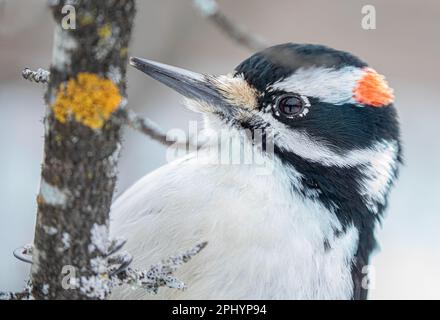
[129,57,230,113]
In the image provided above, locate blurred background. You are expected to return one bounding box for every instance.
[0,0,439,299]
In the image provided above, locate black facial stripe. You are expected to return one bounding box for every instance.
[275,99,400,153]
[214,109,269,133]
[274,146,373,226]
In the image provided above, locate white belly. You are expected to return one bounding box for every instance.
[110,151,358,299]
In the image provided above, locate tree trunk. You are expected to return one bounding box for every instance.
[31,0,136,299]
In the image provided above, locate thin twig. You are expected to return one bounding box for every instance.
[111,241,208,294]
[5,240,207,299]
[0,281,33,300]
[43,241,208,298]
[22,67,50,84]
[117,108,201,150]
[118,109,177,147]
[192,0,266,51]
[0,291,33,300]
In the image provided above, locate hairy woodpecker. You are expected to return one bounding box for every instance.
[110,43,401,300]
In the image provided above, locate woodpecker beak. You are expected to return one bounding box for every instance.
[129,57,233,115]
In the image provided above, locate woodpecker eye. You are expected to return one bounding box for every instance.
[274,94,310,119]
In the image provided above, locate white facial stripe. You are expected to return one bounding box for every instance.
[358,141,399,213]
[261,112,397,168]
[270,66,365,105]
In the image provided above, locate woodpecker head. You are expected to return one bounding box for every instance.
[130,43,399,161]
[130,42,401,235]
[131,43,402,298]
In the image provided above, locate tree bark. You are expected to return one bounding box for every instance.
[31,0,136,299]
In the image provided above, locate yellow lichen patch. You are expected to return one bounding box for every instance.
[52,73,121,129]
[119,47,128,59]
[79,14,94,26]
[54,134,63,145]
[98,23,112,39]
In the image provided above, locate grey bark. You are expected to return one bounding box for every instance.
[31,0,136,299]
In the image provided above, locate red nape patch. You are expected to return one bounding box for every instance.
[353,68,394,107]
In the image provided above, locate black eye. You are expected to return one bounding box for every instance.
[274,94,309,118]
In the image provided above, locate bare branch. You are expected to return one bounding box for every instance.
[13,244,33,264]
[117,108,200,149]
[8,239,207,299]
[22,67,50,84]
[118,108,177,147]
[192,0,266,51]
[111,241,208,294]
[30,0,136,300]
[0,291,32,300]
[0,281,33,300]
[7,0,207,300]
